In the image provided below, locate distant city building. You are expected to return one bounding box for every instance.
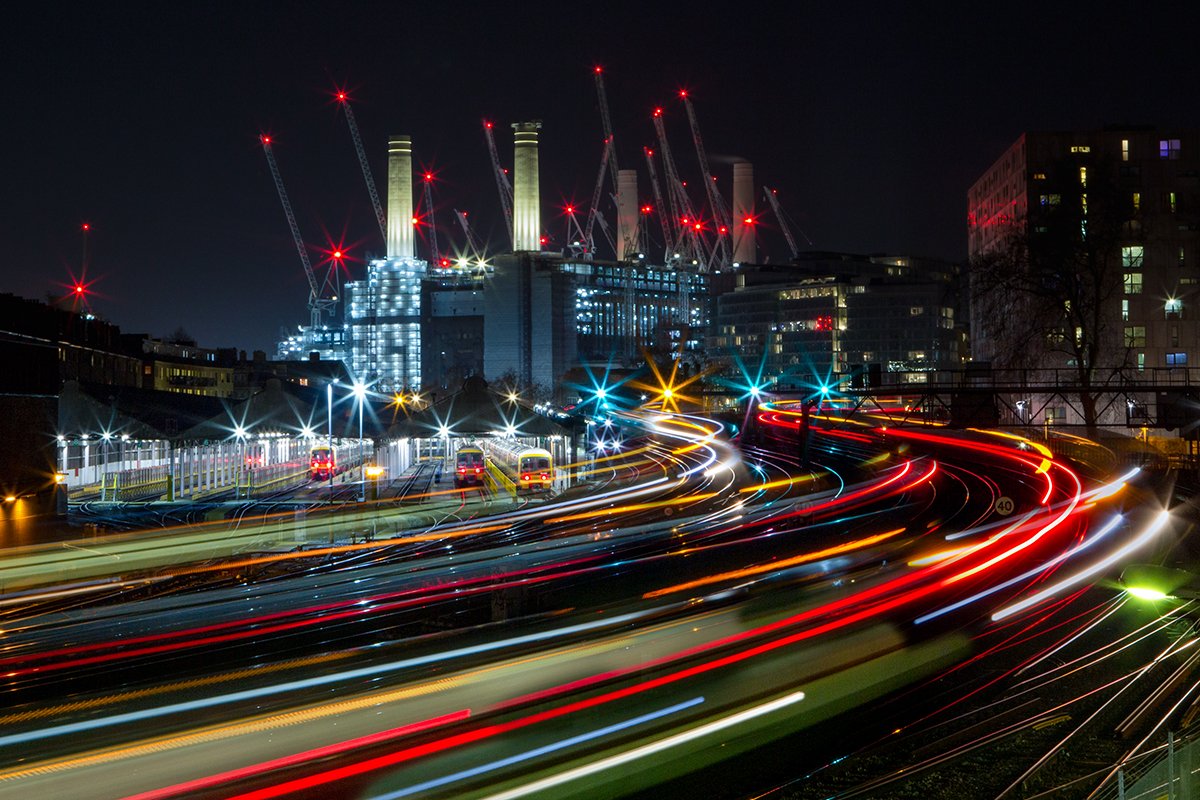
[423,276,484,393]
[483,252,708,395]
[274,325,347,363]
[968,127,1200,371]
[709,254,966,386]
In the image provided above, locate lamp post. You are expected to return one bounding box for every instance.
[353,381,366,503]
[101,431,112,502]
[327,381,335,502]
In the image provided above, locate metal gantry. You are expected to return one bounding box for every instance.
[763,186,801,260]
[643,147,674,260]
[583,138,612,257]
[483,120,515,251]
[421,172,442,265]
[680,90,731,270]
[652,108,710,269]
[454,209,486,264]
[593,66,621,198]
[336,92,388,245]
[260,135,338,329]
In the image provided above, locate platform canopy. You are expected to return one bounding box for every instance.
[386,376,574,440]
[174,379,330,443]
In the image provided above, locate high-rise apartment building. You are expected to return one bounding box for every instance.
[968,128,1200,371]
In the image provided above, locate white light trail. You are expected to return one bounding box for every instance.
[475,689,807,800]
[991,509,1172,622]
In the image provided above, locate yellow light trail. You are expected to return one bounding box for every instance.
[643,527,908,600]
[545,493,720,524]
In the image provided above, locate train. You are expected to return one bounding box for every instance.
[454,445,486,488]
[309,445,338,480]
[481,438,554,492]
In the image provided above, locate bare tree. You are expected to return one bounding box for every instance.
[970,162,1133,435]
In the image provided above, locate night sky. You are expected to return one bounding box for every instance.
[5,2,1200,353]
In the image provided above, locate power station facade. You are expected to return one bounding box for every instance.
[275,111,942,401]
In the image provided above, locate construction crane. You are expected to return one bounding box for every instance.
[336,91,387,245]
[680,90,731,269]
[483,120,515,251]
[763,186,801,260]
[643,147,674,259]
[420,171,444,266]
[563,203,589,257]
[652,108,711,269]
[454,209,486,264]
[583,137,612,258]
[260,135,337,330]
[593,66,621,198]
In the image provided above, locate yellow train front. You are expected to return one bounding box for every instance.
[309,445,336,480]
[482,439,554,492]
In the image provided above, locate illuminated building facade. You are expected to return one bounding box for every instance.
[484,253,709,395]
[710,255,964,386]
[274,326,346,362]
[968,127,1200,371]
[345,256,426,391]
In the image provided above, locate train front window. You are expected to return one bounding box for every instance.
[526,457,550,471]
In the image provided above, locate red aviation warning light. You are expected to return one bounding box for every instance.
[718,225,728,234]
[260,135,271,145]
[484,120,493,129]
[81,222,90,232]
[336,91,347,102]
[594,65,603,74]
[641,205,653,214]
[815,315,834,332]
[424,172,433,182]
[565,205,575,214]
[440,258,451,267]
[653,108,663,118]
[74,284,85,296]
[743,216,755,225]
[332,250,343,260]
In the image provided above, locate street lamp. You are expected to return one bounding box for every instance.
[353,381,367,502]
[327,381,335,502]
[100,431,113,502]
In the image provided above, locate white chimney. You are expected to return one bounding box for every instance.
[617,169,640,260]
[386,134,414,259]
[732,161,755,264]
[511,121,542,251]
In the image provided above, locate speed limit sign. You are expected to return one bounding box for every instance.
[994,496,1015,516]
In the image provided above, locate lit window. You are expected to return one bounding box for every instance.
[1122,139,1129,161]
[1121,246,1144,268]
[1033,172,1047,181]
[1071,145,1091,153]
[1137,352,1145,371]
[1160,139,1181,159]
[1124,326,1146,348]
[910,306,925,316]
[1122,299,1129,321]
[1039,194,1061,207]
[1181,246,1187,268]
[1079,167,1088,187]
[1167,352,1188,367]
[1168,192,1178,213]
[1132,192,1140,212]
[1166,297,1183,318]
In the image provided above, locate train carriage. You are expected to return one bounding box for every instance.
[482,438,554,492]
[454,445,486,488]
[309,445,337,480]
